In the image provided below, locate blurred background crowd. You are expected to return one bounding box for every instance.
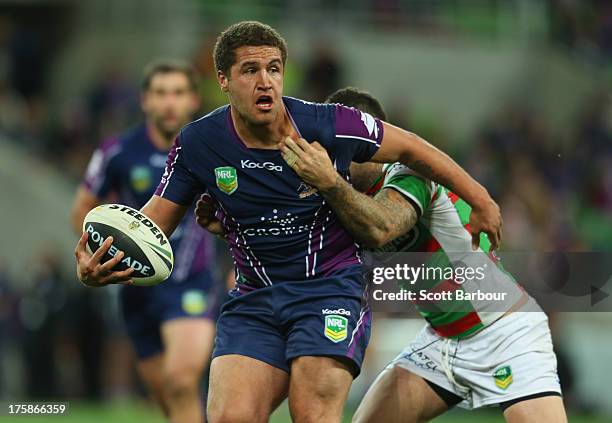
[0,0,611,421]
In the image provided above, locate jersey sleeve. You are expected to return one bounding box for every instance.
[333,104,384,163]
[82,137,122,199]
[154,132,202,206]
[381,163,436,216]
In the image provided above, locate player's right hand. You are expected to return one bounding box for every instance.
[469,197,502,251]
[195,194,226,238]
[74,232,134,287]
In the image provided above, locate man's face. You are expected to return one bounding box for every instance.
[218,46,284,126]
[141,72,199,138]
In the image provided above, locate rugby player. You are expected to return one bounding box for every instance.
[74,22,502,423]
[280,87,567,423]
[71,61,221,423]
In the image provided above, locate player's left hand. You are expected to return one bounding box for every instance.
[279,137,339,192]
[469,197,502,251]
[75,233,135,287]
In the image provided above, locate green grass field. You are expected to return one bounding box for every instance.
[0,401,608,423]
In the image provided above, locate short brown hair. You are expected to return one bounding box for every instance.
[325,87,388,121]
[141,59,199,92]
[213,21,288,76]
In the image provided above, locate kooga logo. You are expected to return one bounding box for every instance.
[241,160,283,172]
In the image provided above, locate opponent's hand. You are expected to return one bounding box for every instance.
[469,197,502,251]
[74,232,134,287]
[195,194,225,237]
[279,137,339,192]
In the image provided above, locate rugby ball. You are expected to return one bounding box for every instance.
[82,204,174,286]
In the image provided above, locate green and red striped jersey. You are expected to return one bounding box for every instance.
[369,163,525,338]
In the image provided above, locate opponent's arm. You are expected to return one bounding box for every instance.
[369,123,501,249]
[322,176,418,248]
[280,139,417,248]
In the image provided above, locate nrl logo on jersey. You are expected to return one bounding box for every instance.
[215,166,238,195]
[493,365,513,390]
[182,290,207,315]
[324,315,349,343]
[130,166,152,193]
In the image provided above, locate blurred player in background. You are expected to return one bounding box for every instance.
[71,60,221,423]
[280,87,566,423]
[75,21,503,423]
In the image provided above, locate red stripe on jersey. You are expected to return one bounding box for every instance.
[430,187,439,204]
[448,191,460,204]
[432,311,482,338]
[424,236,441,252]
[366,176,385,196]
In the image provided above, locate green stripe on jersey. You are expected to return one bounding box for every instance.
[444,187,493,252]
[446,188,471,226]
[383,174,431,214]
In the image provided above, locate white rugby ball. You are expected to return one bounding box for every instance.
[82,204,174,286]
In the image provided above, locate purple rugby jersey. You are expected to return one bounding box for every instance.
[83,124,214,282]
[155,97,384,288]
